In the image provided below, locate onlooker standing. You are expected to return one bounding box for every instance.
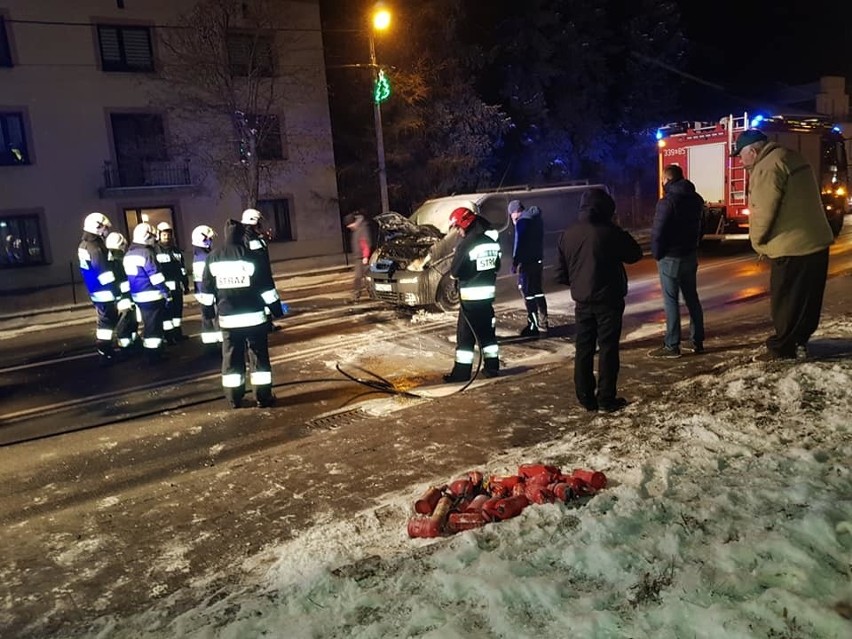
[509,200,549,336]
[557,189,642,412]
[732,129,835,361]
[203,220,283,409]
[78,212,120,364]
[344,211,374,303]
[648,164,706,358]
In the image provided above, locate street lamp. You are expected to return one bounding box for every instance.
[369,3,391,216]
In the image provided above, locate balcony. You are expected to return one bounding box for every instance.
[99,159,198,198]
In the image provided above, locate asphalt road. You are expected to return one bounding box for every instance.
[2,224,852,637]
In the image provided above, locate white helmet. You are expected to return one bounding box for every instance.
[241,208,262,225]
[105,232,127,252]
[83,212,112,237]
[156,221,172,232]
[132,223,157,246]
[191,225,216,249]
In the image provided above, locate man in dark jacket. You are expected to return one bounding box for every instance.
[203,219,284,409]
[648,164,706,358]
[443,205,502,382]
[509,200,548,336]
[155,222,190,344]
[557,189,642,412]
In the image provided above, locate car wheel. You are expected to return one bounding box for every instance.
[433,274,460,312]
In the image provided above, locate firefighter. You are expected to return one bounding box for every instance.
[443,204,502,382]
[105,231,138,350]
[78,212,120,364]
[509,199,549,336]
[155,221,190,343]
[124,223,170,361]
[240,208,282,331]
[203,219,284,408]
[191,224,223,347]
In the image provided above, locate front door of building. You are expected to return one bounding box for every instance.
[124,206,177,244]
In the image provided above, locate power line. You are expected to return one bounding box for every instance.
[7,18,360,33]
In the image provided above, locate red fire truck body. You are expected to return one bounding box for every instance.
[656,113,847,240]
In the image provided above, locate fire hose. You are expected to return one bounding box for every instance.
[407,464,608,538]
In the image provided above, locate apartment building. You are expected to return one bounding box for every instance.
[0,0,342,305]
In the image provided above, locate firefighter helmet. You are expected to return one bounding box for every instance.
[449,205,477,231]
[156,221,173,232]
[105,232,127,252]
[241,208,262,225]
[132,223,158,246]
[191,225,216,249]
[83,212,112,237]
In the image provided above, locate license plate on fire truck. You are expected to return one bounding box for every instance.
[374,282,392,292]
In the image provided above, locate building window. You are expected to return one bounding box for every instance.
[227,32,274,77]
[0,17,13,67]
[0,214,46,267]
[97,25,154,72]
[257,199,293,242]
[0,113,30,166]
[253,114,284,161]
[109,113,168,187]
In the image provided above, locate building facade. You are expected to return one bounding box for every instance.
[0,0,342,305]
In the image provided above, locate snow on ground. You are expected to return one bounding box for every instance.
[79,318,852,639]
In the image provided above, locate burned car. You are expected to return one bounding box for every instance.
[367,184,604,311]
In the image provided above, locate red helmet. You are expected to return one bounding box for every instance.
[449,206,477,231]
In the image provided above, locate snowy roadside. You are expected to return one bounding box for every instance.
[82,318,852,639]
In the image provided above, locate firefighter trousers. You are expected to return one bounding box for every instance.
[573,300,624,406]
[221,324,273,405]
[164,288,184,338]
[137,299,166,352]
[451,299,499,376]
[767,248,829,357]
[517,261,548,330]
[93,301,118,355]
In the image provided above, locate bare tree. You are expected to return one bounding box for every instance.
[157,0,313,208]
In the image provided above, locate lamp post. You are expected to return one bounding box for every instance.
[370,3,391,216]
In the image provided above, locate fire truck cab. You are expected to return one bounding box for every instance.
[656,113,848,240]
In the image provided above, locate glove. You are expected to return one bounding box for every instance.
[269,302,285,319]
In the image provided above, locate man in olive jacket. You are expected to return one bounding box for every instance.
[733,129,834,360]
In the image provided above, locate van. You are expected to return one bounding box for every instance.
[367,183,606,311]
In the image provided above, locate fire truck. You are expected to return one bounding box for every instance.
[656,113,848,240]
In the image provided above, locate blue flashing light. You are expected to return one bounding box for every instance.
[655,129,663,140]
[833,125,842,133]
[750,114,765,128]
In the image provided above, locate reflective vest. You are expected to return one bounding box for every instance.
[451,229,501,302]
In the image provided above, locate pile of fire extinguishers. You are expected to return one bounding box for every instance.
[407,463,607,538]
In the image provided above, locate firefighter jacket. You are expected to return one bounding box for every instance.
[78,232,120,303]
[123,242,170,304]
[512,206,544,266]
[449,221,502,302]
[651,177,704,260]
[203,220,284,329]
[242,224,280,309]
[557,189,643,305]
[156,243,190,293]
[193,245,216,311]
[746,142,834,258]
[108,249,133,312]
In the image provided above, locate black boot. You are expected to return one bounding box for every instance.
[443,363,472,383]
